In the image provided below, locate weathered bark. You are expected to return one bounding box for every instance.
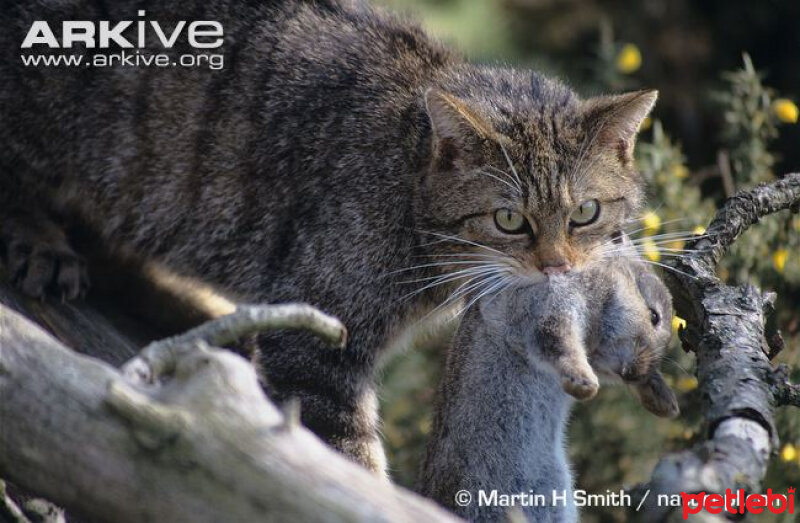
[773,365,800,408]
[630,173,800,522]
[0,287,458,522]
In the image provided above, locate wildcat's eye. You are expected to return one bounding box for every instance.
[650,308,661,326]
[570,199,600,226]
[494,208,527,234]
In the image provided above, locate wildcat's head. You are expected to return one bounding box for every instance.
[417,70,655,289]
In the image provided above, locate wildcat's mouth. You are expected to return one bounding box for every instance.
[518,267,548,284]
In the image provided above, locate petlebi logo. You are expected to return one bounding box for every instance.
[681,487,796,519]
[20,10,224,70]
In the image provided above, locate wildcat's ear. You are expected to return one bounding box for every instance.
[424,89,500,167]
[582,89,657,163]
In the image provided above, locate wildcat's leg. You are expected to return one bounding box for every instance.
[325,387,387,476]
[257,329,388,476]
[1,209,89,300]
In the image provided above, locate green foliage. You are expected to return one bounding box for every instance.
[716,53,778,187]
[711,55,800,289]
[380,342,441,486]
[636,119,716,247]
[376,0,515,61]
[588,21,640,93]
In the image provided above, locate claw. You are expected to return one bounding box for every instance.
[1,213,89,301]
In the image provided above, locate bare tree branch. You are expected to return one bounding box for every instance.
[690,173,800,273]
[0,481,31,523]
[631,173,800,521]
[772,364,800,408]
[0,293,457,523]
[122,303,347,384]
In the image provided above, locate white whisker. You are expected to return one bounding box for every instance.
[421,270,511,322]
[602,232,710,250]
[637,259,700,280]
[628,231,711,241]
[395,264,504,286]
[622,235,712,247]
[455,274,515,318]
[622,217,694,237]
[485,165,523,193]
[416,252,510,260]
[476,169,521,194]
[600,244,703,256]
[650,247,703,253]
[396,266,504,299]
[498,142,524,189]
[415,230,505,255]
[387,260,506,276]
[625,215,689,226]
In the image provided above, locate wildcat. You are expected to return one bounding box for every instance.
[0,0,655,472]
[417,259,676,522]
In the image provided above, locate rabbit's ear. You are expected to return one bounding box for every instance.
[633,370,679,418]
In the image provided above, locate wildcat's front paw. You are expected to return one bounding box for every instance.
[560,367,599,400]
[1,212,89,300]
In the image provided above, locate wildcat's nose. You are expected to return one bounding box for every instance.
[541,264,571,276]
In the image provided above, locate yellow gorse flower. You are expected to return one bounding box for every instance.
[419,417,432,435]
[672,164,689,179]
[642,211,661,235]
[641,238,660,262]
[616,44,642,74]
[773,249,788,273]
[773,99,799,124]
[676,376,698,392]
[672,316,687,333]
[668,239,686,251]
[693,226,706,236]
[780,443,797,462]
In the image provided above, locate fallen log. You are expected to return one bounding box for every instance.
[0,297,458,522]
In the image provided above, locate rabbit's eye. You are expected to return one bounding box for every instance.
[650,308,661,326]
